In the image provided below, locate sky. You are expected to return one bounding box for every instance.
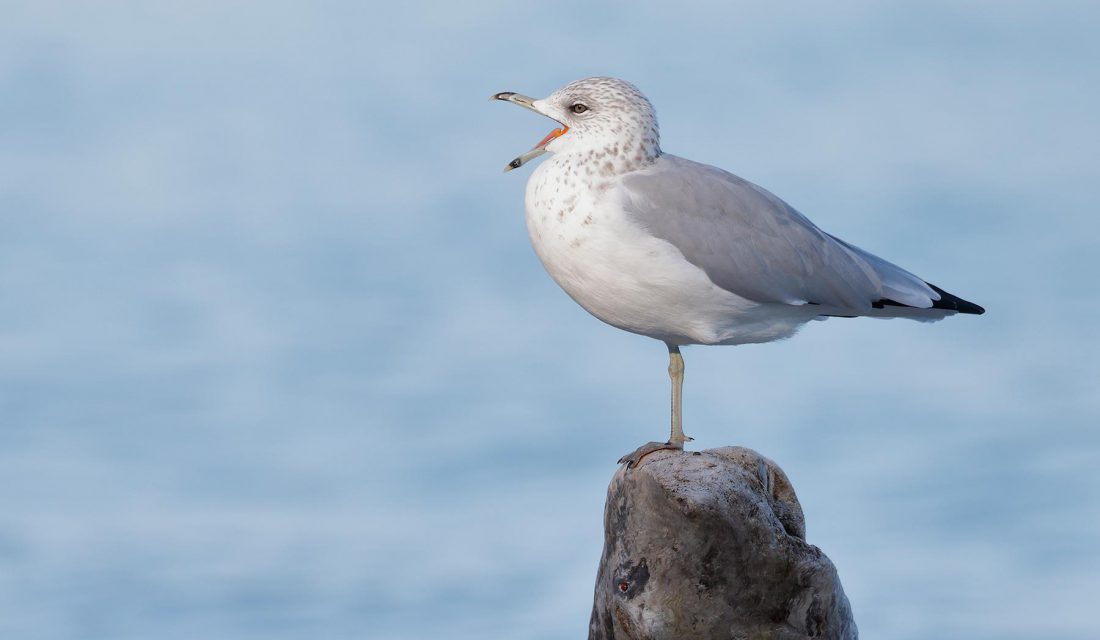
[1,1,1098,639]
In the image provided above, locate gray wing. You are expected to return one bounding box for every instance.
[617,154,937,312]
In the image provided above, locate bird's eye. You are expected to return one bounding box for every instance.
[571,103,589,114]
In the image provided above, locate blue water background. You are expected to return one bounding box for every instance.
[1,2,1097,638]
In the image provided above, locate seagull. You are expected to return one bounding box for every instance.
[492,77,984,467]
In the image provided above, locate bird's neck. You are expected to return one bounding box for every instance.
[551,136,661,179]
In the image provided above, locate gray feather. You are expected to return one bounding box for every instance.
[618,155,938,313]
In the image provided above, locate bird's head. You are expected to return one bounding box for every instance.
[492,77,661,172]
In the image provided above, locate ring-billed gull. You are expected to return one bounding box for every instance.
[492,77,984,467]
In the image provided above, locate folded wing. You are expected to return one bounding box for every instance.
[617,154,946,316]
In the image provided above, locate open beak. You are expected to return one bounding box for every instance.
[491,92,569,172]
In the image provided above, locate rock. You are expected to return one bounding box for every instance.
[588,446,857,639]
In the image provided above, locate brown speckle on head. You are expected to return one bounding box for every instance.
[537,76,661,176]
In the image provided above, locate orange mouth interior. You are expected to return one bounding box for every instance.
[535,126,569,149]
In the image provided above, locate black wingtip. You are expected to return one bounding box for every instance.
[870,283,984,314]
[926,283,985,315]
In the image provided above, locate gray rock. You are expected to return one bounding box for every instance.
[588,447,857,639]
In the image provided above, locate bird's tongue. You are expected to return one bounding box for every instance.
[535,126,568,150]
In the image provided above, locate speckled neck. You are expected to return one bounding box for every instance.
[559,130,661,181]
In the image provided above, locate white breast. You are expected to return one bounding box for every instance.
[523,155,815,346]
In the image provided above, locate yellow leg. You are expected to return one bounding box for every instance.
[667,344,692,445]
[617,343,692,468]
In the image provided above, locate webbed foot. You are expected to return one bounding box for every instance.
[617,440,686,469]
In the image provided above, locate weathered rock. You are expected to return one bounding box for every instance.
[589,447,857,639]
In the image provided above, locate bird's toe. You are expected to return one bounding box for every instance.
[618,441,686,469]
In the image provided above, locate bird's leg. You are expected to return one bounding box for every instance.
[667,345,693,446]
[618,344,693,469]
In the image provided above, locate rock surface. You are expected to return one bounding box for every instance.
[588,447,857,639]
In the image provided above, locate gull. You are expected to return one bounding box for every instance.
[492,77,984,467]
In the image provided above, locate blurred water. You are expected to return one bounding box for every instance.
[1,2,1098,639]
